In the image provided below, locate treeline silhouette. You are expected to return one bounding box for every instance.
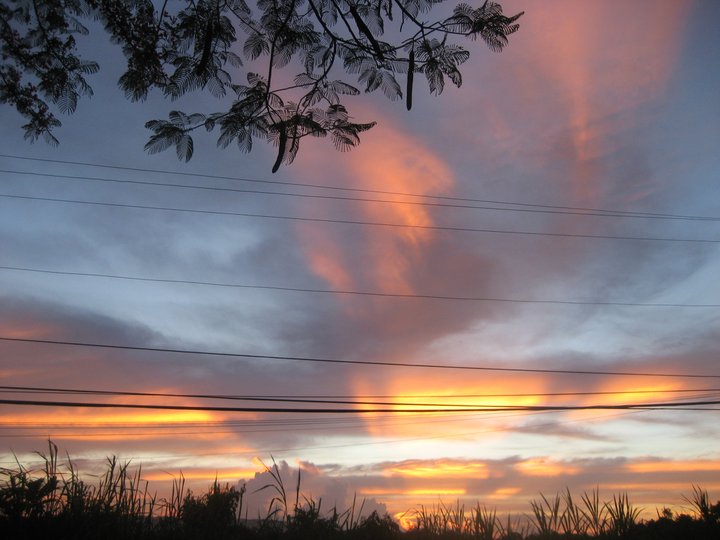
[1,442,718,540]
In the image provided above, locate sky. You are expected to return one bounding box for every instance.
[2,0,720,525]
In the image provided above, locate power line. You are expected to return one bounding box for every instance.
[4,385,719,400]
[0,409,579,439]
[4,168,718,223]
[3,409,693,439]
[2,265,718,308]
[3,397,719,413]
[2,193,718,244]
[0,412,525,432]
[0,410,646,465]
[0,385,514,409]
[4,385,715,408]
[2,336,719,379]
[0,410,556,435]
[2,153,710,221]
[4,397,713,431]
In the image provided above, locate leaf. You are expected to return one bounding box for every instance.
[331,131,356,152]
[294,73,316,87]
[55,90,78,115]
[176,134,194,162]
[300,88,323,107]
[169,110,189,125]
[330,119,376,151]
[41,130,60,147]
[422,60,444,95]
[326,104,349,123]
[206,75,226,97]
[244,33,269,60]
[363,70,381,94]
[226,51,243,68]
[78,61,100,75]
[236,130,252,153]
[187,113,206,125]
[380,72,402,101]
[246,72,265,86]
[329,80,360,96]
[446,67,462,87]
[144,131,176,155]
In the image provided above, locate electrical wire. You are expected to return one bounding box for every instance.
[2,397,720,413]
[4,168,719,222]
[2,265,718,307]
[5,385,720,400]
[4,392,716,441]
[2,193,718,244]
[2,385,718,408]
[2,336,720,379]
[0,410,658,465]
[0,410,556,436]
[1,154,715,221]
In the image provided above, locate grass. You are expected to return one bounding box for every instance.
[1,442,719,539]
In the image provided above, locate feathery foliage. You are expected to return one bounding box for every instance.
[1,0,523,171]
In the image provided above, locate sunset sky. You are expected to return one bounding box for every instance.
[2,0,720,524]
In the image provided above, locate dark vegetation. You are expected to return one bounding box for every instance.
[0,0,522,171]
[2,443,719,539]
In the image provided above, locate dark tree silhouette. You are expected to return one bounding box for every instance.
[1,0,523,171]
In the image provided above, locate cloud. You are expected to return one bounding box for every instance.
[235,454,720,518]
[512,419,613,443]
[240,459,389,520]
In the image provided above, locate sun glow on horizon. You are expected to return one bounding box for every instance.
[627,460,720,474]
[515,458,580,477]
[385,461,489,479]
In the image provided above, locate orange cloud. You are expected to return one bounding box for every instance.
[489,487,522,500]
[301,226,355,292]
[516,458,580,477]
[627,460,720,474]
[604,482,720,492]
[0,321,59,339]
[296,120,454,305]
[0,403,245,444]
[524,1,690,199]
[405,488,466,496]
[0,368,38,378]
[445,0,692,214]
[587,382,688,407]
[385,460,489,480]
[143,468,258,482]
[360,488,466,497]
[1,410,218,425]
[353,373,550,438]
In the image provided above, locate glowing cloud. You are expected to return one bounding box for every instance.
[627,460,720,474]
[385,460,489,479]
[489,487,522,499]
[296,120,454,301]
[516,458,580,477]
[143,468,258,482]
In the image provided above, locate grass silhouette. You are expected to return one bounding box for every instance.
[2,442,719,539]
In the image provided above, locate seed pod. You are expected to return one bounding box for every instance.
[272,125,287,174]
[349,6,385,62]
[196,16,214,75]
[406,48,414,111]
